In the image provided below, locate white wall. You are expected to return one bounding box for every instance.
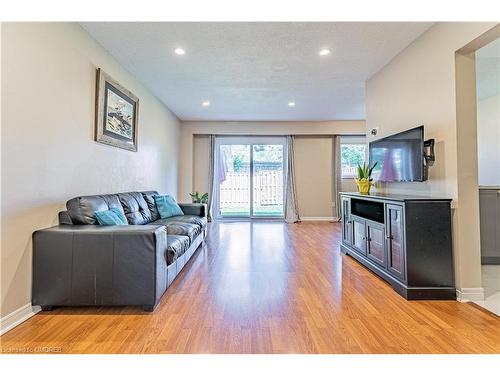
[180,120,365,202]
[366,22,497,293]
[1,23,180,320]
[294,137,334,218]
[192,135,211,195]
[477,94,500,186]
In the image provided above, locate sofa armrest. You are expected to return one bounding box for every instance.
[32,225,167,309]
[179,203,207,217]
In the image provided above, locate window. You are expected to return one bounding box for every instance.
[341,143,367,178]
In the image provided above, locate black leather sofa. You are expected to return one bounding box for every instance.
[32,191,207,312]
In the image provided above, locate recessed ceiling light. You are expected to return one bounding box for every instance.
[288,101,296,107]
[202,101,210,107]
[319,48,331,56]
[174,47,186,56]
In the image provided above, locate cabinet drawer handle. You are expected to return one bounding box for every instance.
[386,235,393,240]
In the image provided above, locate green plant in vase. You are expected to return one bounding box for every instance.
[189,192,209,204]
[355,162,377,194]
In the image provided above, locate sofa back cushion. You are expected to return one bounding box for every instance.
[141,191,160,221]
[117,192,153,225]
[67,194,125,225]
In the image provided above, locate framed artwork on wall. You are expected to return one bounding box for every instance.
[95,68,139,151]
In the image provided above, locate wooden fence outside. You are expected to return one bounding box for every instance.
[342,165,358,177]
[220,170,283,208]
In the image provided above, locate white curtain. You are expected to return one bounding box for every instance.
[207,135,216,222]
[284,135,300,223]
[332,135,342,221]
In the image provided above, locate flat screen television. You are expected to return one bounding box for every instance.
[369,126,425,182]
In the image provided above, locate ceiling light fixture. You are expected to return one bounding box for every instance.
[319,48,331,56]
[288,101,296,107]
[202,101,210,107]
[174,47,186,56]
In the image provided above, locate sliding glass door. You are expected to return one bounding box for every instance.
[252,144,285,217]
[218,144,251,217]
[215,137,286,219]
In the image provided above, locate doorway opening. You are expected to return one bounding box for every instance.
[455,24,499,315]
[214,136,286,219]
[475,36,500,315]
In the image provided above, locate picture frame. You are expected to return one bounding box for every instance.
[95,68,139,152]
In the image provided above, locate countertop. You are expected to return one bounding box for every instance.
[339,191,452,202]
[479,186,500,190]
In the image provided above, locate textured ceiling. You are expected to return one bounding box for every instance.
[81,22,434,121]
[476,38,500,100]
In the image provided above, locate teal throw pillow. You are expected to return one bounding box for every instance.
[95,207,128,225]
[154,195,184,219]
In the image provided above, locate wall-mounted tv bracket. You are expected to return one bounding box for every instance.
[423,138,435,180]
[423,139,435,166]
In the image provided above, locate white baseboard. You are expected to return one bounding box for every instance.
[456,287,485,302]
[0,303,41,336]
[300,217,339,222]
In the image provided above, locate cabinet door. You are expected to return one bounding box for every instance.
[352,218,367,256]
[341,197,352,245]
[479,189,500,262]
[366,223,386,267]
[497,191,500,261]
[386,204,405,280]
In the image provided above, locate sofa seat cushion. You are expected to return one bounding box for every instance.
[117,192,153,225]
[157,215,207,230]
[163,222,200,243]
[166,235,190,265]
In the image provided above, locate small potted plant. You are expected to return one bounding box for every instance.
[355,162,377,195]
[189,192,209,204]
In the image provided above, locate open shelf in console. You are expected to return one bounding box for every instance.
[350,198,385,223]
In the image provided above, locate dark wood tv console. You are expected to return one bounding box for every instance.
[340,192,455,300]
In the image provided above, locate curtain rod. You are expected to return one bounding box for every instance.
[193,133,366,137]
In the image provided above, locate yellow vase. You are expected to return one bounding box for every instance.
[355,178,372,195]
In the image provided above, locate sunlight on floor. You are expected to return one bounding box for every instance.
[476,265,500,316]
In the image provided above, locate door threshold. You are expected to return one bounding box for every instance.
[215,217,284,222]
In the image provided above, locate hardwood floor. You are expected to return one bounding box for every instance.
[1,221,499,354]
